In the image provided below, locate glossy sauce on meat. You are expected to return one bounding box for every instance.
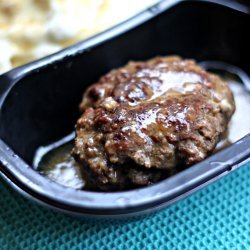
[34,69,249,190]
[72,56,235,190]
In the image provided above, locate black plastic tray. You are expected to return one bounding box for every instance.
[0,0,249,219]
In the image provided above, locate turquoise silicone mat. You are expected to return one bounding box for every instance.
[0,163,250,250]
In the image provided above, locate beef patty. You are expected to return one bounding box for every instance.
[72,56,235,190]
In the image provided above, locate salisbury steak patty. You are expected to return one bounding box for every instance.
[73,56,235,190]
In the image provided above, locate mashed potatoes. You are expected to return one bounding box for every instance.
[0,0,158,74]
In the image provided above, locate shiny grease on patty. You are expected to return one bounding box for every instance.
[72,56,235,190]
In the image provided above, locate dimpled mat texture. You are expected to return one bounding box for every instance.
[0,162,250,250]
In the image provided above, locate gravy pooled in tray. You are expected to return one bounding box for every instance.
[73,56,235,190]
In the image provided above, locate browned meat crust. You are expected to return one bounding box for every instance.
[73,56,235,190]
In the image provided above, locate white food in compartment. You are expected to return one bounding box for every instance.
[0,0,159,74]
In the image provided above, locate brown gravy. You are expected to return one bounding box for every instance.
[34,77,250,189]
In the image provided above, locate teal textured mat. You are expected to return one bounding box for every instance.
[0,163,250,250]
